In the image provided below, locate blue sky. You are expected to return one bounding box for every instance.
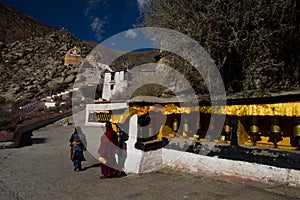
[2,0,146,43]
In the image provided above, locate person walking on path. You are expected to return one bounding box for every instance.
[69,126,87,172]
[98,122,120,179]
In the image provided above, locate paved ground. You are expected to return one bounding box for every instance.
[0,118,300,200]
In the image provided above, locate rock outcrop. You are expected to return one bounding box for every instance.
[0,28,97,104]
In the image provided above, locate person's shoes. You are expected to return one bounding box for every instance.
[99,175,108,179]
[73,168,77,171]
[75,168,80,172]
[116,171,127,178]
[107,173,117,178]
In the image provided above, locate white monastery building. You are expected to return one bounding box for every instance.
[102,71,129,100]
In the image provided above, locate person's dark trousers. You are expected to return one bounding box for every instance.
[73,160,82,171]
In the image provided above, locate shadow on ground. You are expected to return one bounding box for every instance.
[32,138,48,144]
[82,163,101,171]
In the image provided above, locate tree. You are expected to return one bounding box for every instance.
[138,0,299,93]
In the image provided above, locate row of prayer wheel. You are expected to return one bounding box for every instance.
[88,112,112,122]
[248,116,300,147]
[171,115,300,147]
[89,110,300,148]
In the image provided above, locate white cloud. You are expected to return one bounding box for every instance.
[137,0,146,13]
[125,30,138,39]
[85,0,109,41]
[85,0,109,16]
[90,17,105,41]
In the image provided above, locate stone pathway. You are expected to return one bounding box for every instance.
[0,118,300,200]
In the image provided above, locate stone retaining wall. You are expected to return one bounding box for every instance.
[0,110,72,148]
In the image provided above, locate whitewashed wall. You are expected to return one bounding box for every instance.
[102,71,128,100]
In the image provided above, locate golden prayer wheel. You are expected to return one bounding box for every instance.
[293,125,300,137]
[224,117,231,131]
[250,116,259,132]
[183,123,189,132]
[222,124,231,141]
[292,117,300,137]
[270,125,281,133]
[221,116,231,141]
[223,124,231,134]
[268,117,283,148]
[248,116,261,145]
[182,119,189,137]
[173,119,178,132]
[269,117,281,133]
[249,125,259,133]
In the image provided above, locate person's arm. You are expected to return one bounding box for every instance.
[69,134,74,144]
[82,134,87,150]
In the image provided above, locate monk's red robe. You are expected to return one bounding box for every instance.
[98,128,119,177]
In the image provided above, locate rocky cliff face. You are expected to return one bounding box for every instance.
[0,3,98,105]
[0,27,98,105]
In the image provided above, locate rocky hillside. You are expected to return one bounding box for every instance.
[0,2,99,105]
[0,27,98,105]
[0,2,57,44]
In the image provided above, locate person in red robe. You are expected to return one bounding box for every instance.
[98,122,120,178]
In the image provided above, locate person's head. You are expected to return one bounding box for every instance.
[75,126,82,134]
[105,121,112,129]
